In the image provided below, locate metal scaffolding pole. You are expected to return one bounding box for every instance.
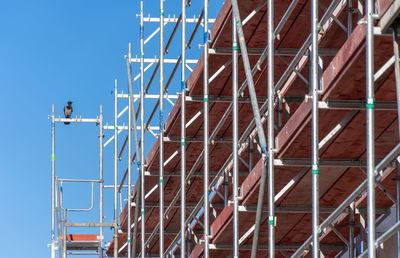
[63,209,67,258]
[203,0,210,254]
[99,105,104,258]
[311,0,320,256]
[394,22,400,141]
[51,104,56,258]
[181,0,187,256]
[267,0,275,256]
[366,0,376,256]
[114,80,119,258]
[159,0,165,256]
[347,0,353,38]
[393,20,400,258]
[55,179,64,257]
[140,1,146,256]
[349,202,355,258]
[232,12,239,258]
[128,73,133,258]
[224,171,228,206]
[127,42,142,258]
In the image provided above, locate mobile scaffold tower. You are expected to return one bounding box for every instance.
[50,105,110,257]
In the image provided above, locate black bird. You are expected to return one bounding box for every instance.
[64,101,73,125]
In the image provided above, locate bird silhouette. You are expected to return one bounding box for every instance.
[64,101,73,125]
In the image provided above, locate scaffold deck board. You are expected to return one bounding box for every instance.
[66,234,100,251]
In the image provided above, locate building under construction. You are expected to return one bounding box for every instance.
[49,0,400,257]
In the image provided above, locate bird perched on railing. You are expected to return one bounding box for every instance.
[64,101,73,125]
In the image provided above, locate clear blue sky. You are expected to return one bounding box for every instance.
[0,0,222,257]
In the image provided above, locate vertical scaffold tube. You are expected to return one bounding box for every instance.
[366,0,376,256]
[128,83,133,258]
[232,13,239,258]
[397,166,400,258]
[267,0,275,256]
[248,138,253,173]
[55,179,64,257]
[114,80,119,258]
[349,203,355,258]
[51,104,55,258]
[347,0,353,38]
[392,21,400,258]
[393,19,400,137]
[159,0,165,256]
[203,0,210,255]
[224,172,228,206]
[63,209,67,258]
[127,42,142,258]
[311,0,320,256]
[181,0,187,256]
[99,105,104,258]
[140,1,146,256]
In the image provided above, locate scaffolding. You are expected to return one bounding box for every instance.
[50,0,400,257]
[50,105,109,258]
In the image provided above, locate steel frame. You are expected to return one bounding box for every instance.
[50,105,105,258]
[50,0,400,257]
[103,1,219,257]
[123,0,362,257]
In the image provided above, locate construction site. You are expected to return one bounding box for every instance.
[49,0,400,257]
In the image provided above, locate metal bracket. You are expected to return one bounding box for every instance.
[358,18,367,25]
